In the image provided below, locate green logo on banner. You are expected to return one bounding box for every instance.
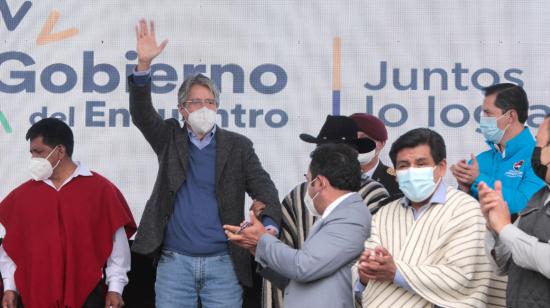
[0,112,13,133]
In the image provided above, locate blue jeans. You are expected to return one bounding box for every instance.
[155,249,243,308]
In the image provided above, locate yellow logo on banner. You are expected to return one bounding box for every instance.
[36,10,79,45]
[1,1,78,44]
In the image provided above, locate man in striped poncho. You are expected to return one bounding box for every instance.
[353,128,498,308]
[261,115,390,308]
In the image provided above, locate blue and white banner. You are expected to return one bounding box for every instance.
[1,0,549,228]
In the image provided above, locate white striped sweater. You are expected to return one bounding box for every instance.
[355,186,506,308]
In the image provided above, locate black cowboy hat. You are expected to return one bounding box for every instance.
[299,115,376,153]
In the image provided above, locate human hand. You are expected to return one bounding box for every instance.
[357,249,374,285]
[250,199,266,219]
[536,116,550,148]
[1,290,17,308]
[104,291,124,308]
[135,19,168,71]
[478,181,511,233]
[451,154,480,187]
[451,160,470,191]
[358,246,396,283]
[224,211,267,253]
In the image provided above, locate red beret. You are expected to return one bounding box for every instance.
[350,113,388,142]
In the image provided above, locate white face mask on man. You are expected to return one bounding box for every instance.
[185,107,217,135]
[396,166,441,203]
[29,146,61,181]
[358,149,376,165]
[304,177,321,216]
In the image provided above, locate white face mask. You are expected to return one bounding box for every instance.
[479,113,509,144]
[29,146,61,181]
[185,107,217,135]
[358,149,376,165]
[396,166,440,203]
[304,178,321,216]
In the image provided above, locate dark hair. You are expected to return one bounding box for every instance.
[389,128,446,167]
[309,143,361,192]
[26,118,74,156]
[483,83,529,123]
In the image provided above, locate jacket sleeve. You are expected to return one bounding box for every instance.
[255,208,369,283]
[128,75,171,155]
[485,228,512,275]
[499,224,550,279]
[242,138,282,226]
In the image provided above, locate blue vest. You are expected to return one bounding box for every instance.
[163,137,228,256]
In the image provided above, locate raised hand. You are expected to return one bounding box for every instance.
[135,18,168,71]
[478,181,511,233]
[536,116,550,147]
[451,154,480,190]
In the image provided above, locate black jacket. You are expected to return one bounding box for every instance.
[371,161,401,198]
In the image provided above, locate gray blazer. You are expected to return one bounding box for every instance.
[255,193,371,308]
[128,78,282,287]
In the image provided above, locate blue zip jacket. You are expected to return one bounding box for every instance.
[470,127,545,214]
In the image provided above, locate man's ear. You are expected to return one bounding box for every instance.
[508,109,517,124]
[317,175,328,189]
[57,145,67,160]
[437,159,447,177]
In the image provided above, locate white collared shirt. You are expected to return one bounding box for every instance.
[0,162,130,294]
[321,192,354,219]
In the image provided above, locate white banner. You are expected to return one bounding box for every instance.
[1,0,549,228]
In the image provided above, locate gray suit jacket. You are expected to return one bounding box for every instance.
[255,193,371,308]
[128,78,282,287]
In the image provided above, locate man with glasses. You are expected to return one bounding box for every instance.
[451,83,544,218]
[480,113,550,307]
[261,115,388,308]
[354,128,493,307]
[225,143,372,308]
[128,19,281,307]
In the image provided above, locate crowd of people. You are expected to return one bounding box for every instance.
[0,19,549,308]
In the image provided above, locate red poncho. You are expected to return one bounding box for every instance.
[0,172,136,308]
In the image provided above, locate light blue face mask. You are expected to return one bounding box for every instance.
[479,113,509,144]
[396,167,439,203]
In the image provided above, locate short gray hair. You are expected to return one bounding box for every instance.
[177,74,220,107]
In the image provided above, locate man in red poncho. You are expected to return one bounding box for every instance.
[0,118,136,308]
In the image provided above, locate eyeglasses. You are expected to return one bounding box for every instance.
[182,98,218,107]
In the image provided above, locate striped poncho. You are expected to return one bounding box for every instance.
[355,186,503,308]
[262,178,389,308]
